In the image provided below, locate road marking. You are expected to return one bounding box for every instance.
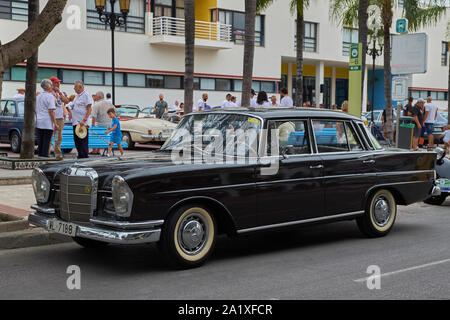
[354,258,450,283]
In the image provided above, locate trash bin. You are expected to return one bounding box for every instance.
[397,116,415,150]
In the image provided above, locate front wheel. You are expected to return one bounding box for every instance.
[159,205,216,269]
[122,132,135,149]
[424,194,448,206]
[72,236,109,249]
[357,189,397,238]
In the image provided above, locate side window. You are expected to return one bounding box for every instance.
[3,101,15,117]
[345,122,364,151]
[0,101,6,114]
[312,120,348,153]
[357,123,374,150]
[267,120,310,155]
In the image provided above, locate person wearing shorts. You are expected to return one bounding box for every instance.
[424,96,438,147]
[105,108,124,157]
[412,99,425,151]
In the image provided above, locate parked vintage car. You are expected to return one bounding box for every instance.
[424,148,449,205]
[114,105,176,148]
[29,108,440,268]
[0,98,24,153]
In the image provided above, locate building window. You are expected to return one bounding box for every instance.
[0,0,28,21]
[84,71,104,85]
[430,91,447,101]
[105,72,124,86]
[37,68,57,82]
[3,68,11,81]
[11,66,26,81]
[261,81,275,93]
[154,0,172,17]
[233,79,242,92]
[164,75,182,89]
[216,78,231,91]
[127,73,146,87]
[411,90,428,99]
[343,28,358,56]
[62,70,83,84]
[193,77,200,90]
[200,78,215,90]
[147,75,164,88]
[442,42,448,66]
[87,0,146,34]
[213,10,265,46]
[295,21,318,52]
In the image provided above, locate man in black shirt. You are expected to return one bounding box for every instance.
[403,97,414,117]
[412,98,425,150]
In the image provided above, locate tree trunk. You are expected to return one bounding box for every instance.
[358,0,368,111]
[382,1,393,143]
[0,0,67,72]
[242,0,256,107]
[21,0,39,159]
[184,0,195,114]
[295,9,304,107]
[448,59,449,125]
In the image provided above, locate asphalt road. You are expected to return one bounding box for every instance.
[0,200,449,300]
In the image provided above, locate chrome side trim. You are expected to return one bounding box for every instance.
[237,211,364,234]
[28,212,161,245]
[90,218,164,230]
[30,204,56,215]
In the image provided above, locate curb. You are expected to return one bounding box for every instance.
[0,177,32,185]
[0,227,72,249]
[0,212,29,233]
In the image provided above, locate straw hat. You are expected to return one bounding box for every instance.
[75,124,87,139]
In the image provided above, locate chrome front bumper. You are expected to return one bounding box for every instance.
[28,211,162,245]
[141,134,170,141]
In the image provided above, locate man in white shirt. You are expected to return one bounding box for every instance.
[195,93,208,112]
[280,87,294,107]
[49,77,69,160]
[423,96,438,147]
[270,95,279,107]
[13,88,25,99]
[36,79,58,158]
[221,93,233,108]
[72,81,93,158]
[106,93,112,103]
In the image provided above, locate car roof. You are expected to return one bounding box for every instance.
[197,107,363,121]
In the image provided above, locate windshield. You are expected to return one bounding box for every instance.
[115,106,139,118]
[160,113,263,157]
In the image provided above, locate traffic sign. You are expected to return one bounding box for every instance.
[396,19,408,33]
[392,76,408,101]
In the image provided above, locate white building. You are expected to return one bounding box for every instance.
[0,0,448,110]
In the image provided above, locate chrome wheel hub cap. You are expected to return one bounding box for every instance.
[373,196,391,227]
[178,213,208,255]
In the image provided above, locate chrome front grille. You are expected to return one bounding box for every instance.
[59,166,98,223]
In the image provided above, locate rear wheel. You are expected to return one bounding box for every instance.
[159,204,216,269]
[424,194,447,206]
[10,131,21,153]
[122,132,135,149]
[72,237,109,248]
[357,189,397,238]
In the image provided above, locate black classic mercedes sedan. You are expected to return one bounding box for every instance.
[29,108,441,268]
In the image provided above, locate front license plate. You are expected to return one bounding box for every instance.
[437,178,450,192]
[47,220,77,237]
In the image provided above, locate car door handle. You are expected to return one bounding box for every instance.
[309,164,324,169]
[363,160,375,164]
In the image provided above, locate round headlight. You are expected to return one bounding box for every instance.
[32,168,50,203]
[111,176,134,217]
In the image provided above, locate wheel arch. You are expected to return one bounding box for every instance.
[364,185,406,208]
[8,128,21,140]
[167,196,237,237]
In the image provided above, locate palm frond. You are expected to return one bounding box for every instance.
[329,0,360,28]
[402,0,447,32]
[256,0,276,13]
[290,0,310,16]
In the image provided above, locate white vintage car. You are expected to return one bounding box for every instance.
[115,105,176,148]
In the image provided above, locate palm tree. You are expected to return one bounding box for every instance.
[358,0,368,109]
[242,0,257,107]
[21,0,39,159]
[184,0,195,114]
[258,0,310,107]
[330,0,446,142]
[446,22,450,125]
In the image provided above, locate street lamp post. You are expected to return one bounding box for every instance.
[94,0,130,105]
[366,37,382,125]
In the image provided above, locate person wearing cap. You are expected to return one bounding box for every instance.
[36,79,59,158]
[13,88,25,99]
[49,76,69,160]
[412,98,425,151]
[72,81,93,159]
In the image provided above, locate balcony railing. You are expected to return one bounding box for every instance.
[151,16,232,42]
